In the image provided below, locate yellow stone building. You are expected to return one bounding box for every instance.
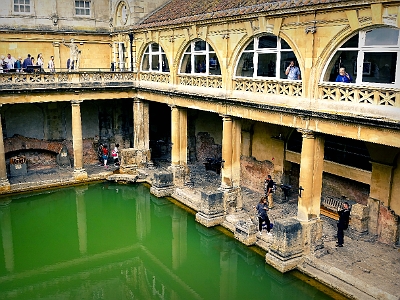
[0,0,399,263]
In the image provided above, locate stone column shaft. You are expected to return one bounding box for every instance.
[179,109,187,166]
[171,106,180,166]
[71,101,87,180]
[133,99,149,150]
[0,116,8,181]
[221,116,233,188]
[297,130,316,221]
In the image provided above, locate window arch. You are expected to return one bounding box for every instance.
[323,27,400,85]
[179,40,221,75]
[141,43,169,72]
[235,35,300,79]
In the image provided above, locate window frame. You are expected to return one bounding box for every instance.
[13,0,32,14]
[178,39,221,76]
[234,34,298,80]
[140,43,169,73]
[322,27,400,87]
[75,0,91,17]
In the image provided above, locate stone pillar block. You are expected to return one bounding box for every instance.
[265,217,303,273]
[300,219,324,255]
[195,191,225,227]
[220,186,242,214]
[368,197,380,235]
[120,148,151,174]
[234,219,258,246]
[73,168,88,181]
[150,171,174,197]
[350,203,369,234]
[168,164,189,187]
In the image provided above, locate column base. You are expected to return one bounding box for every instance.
[73,168,88,181]
[168,164,189,187]
[265,217,304,273]
[234,220,257,246]
[218,186,242,214]
[195,212,225,228]
[0,178,10,192]
[150,171,174,198]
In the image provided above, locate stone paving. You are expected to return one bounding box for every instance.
[4,161,400,300]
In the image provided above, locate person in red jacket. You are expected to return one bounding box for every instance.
[102,145,109,168]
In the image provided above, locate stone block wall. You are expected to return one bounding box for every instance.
[195,132,221,164]
[240,156,274,195]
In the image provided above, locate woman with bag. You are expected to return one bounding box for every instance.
[255,197,272,236]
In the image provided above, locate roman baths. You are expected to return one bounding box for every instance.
[0,0,399,299]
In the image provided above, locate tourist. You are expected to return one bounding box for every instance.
[0,55,5,73]
[264,175,275,209]
[336,202,351,247]
[48,55,55,72]
[37,53,44,71]
[112,143,120,166]
[14,57,22,72]
[254,197,271,236]
[335,67,352,83]
[4,53,16,70]
[22,54,32,71]
[285,60,301,80]
[102,145,109,168]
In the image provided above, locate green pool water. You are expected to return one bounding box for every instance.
[0,182,343,300]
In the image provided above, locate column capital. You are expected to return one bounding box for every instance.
[71,100,83,105]
[220,114,232,122]
[133,97,144,104]
[297,128,315,139]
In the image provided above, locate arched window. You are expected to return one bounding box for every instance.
[141,43,169,72]
[323,27,400,85]
[179,40,221,75]
[235,35,299,79]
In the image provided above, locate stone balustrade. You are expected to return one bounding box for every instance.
[233,78,303,97]
[2,72,399,111]
[319,82,400,107]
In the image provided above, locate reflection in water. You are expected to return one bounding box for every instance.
[0,183,336,299]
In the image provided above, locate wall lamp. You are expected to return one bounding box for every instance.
[305,21,317,34]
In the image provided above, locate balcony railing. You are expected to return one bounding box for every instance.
[178,75,223,89]
[233,78,303,97]
[319,82,400,107]
[0,71,136,86]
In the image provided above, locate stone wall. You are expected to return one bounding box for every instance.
[240,156,274,195]
[195,132,221,164]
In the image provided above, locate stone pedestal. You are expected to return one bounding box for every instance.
[120,148,151,174]
[301,219,324,255]
[219,186,242,214]
[195,191,225,227]
[73,168,88,181]
[350,203,369,235]
[168,164,189,187]
[10,163,27,177]
[234,219,257,246]
[265,217,304,273]
[150,171,174,197]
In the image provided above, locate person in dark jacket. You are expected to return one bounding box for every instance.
[337,202,351,247]
[255,197,272,236]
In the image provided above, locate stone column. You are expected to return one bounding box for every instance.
[168,105,188,186]
[0,112,10,191]
[219,116,242,214]
[53,42,61,71]
[297,129,324,221]
[221,115,233,188]
[171,105,180,166]
[120,98,151,174]
[71,100,87,180]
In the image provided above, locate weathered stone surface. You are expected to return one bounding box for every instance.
[234,219,257,245]
[350,203,369,234]
[265,217,304,272]
[195,190,225,227]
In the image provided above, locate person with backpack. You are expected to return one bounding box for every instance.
[336,202,351,247]
[264,175,275,209]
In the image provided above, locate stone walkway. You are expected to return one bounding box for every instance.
[4,161,400,300]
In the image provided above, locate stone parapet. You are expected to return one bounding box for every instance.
[150,171,174,198]
[265,217,304,273]
[120,148,151,173]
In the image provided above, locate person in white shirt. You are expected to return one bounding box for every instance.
[48,56,55,72]
[4,53,16,70]
[37,53,44,71]
[285,60,301,80]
